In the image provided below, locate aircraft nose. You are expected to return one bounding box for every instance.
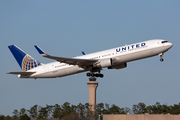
[166,42,173,50]
[169,42,173,48]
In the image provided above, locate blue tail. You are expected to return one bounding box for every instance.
[8,45,42,71]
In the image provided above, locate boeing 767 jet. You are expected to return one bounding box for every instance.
[7,39,173,79]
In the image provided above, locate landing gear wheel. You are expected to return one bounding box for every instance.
[86,73,91,77]
[86,72,104,78]
[99,74,104,78]
[160,58,164,62]
[94,74,98,77]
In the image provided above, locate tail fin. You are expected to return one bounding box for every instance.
[8,45,42,71]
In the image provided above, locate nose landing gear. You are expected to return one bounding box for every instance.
[160,58,164,62]
[159,53,164,62]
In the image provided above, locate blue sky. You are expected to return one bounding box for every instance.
[0,0,180,116]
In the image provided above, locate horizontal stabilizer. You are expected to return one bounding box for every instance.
[7,72,36,76]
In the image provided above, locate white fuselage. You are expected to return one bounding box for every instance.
[23,39,172,78]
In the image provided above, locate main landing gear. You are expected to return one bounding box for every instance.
[159,53,164,62]
[86,72,104,78]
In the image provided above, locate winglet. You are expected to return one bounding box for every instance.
[82,51,86,55]
[34,45,47,56]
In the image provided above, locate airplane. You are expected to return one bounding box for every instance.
[7,39,173,79]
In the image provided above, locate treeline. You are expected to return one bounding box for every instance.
[0,102,180,120]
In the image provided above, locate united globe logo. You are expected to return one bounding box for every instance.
[22,54,42,71]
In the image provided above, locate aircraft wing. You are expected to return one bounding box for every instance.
[34,45,98,67]
[7,72,36,76]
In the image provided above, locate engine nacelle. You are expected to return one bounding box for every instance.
[93,58,112,68]
[108,63,127,69]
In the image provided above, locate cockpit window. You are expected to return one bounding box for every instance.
[162,41,168,43]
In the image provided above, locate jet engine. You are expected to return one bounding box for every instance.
[93,58,112,68]
[108,63,127,69]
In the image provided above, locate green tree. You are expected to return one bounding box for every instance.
[70,104,77,113]
[39,107,48,119]
[101,103,110,114]
[12,109,19,117]
[105,103,110,111]
[77,103,85,118]
[11,115,18,120]
[61,102,72,117]
[132,105,139,114]
[36,113,43,120]
[96,103,104,112]
[4,115,11,120]
[132,102,146,114]
[146,105,153,114]
[52,104,63,119]
[0,115,5,120]
[19,114,30,120]
[84,103,94,119]
[161,104,170,114]
[19,108,26,116]
[109,104,121,114]
[155,102,162,114]
[61,112,79,120]
[138,102,146,114]
[84,103,89,110]
[96,103,104,119]
[171,103,180,114]
[28,105,38,119]
[124,107,131,114]
[46,105,54,118]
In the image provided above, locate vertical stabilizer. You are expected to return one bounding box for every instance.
[8,45,42,71]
